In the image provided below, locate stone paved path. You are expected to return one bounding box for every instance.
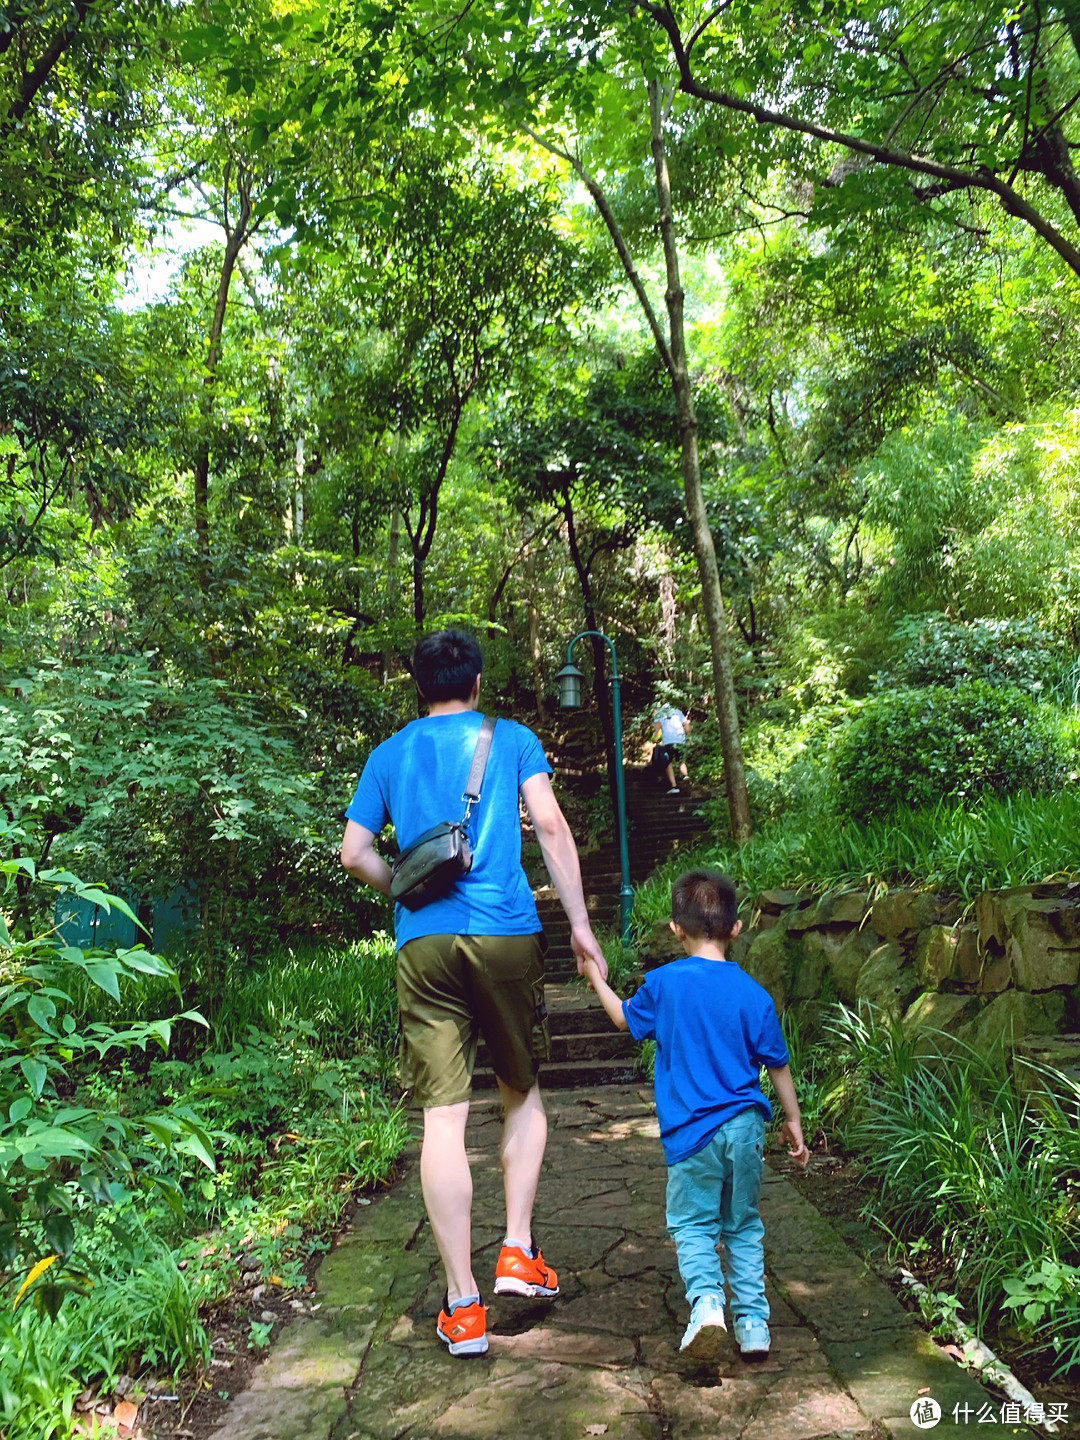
[209,1086,1033,1440]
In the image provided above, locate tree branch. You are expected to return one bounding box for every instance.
[638,3,1080,280]
[2,0,95,132]
[518,121,675,375]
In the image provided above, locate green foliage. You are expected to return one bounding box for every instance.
[858,410,1080,631]
[0,656,354,956]
[822,1005,1080,1358]
[209,935,399,1058]
[633,789,1080,929]
[0,654,314,858]
[0,853,211,1314]
[1002,1257,1080,1337]
[884,613,1070,697]
[592,936,639,998]
[831,682,1069,823]
[763,1011,832,1148]
[860,420,991,610]
[0,928,408,1436]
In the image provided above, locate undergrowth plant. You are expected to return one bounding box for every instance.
[1,880,410,1440]
[632,788,1080,932]
[820,1004,1080,1372]
[0,849,211,1315]
[210,935,399,1060]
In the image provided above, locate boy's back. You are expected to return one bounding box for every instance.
[623,957,788,1165]
[583,866,808,1365]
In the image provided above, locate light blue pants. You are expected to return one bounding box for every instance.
[664,1107,768,1322]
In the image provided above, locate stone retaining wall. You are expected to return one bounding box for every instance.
[640,880,1080,1054]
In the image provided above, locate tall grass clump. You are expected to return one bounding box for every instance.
[632,788,1080,932]
[211,935,399,1059]
[0,1251,209,1440]
[823,1004,1080,1369]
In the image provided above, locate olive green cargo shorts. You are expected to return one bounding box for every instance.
[395,932,550,1109]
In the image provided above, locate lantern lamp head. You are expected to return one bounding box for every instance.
[555,661,584,710]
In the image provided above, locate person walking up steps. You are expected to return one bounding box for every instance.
[653,701,690,794]
[340,630,607,1358]
[583,868,809,1362]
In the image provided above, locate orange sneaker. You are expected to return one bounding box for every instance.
[436,1293,488,1356]
[494,1242,559,1298]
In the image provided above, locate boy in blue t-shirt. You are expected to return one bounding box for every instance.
[584,869,809,1363]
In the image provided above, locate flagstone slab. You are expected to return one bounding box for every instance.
[207,1084,1022,1440]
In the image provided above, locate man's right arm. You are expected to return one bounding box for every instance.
[519,772,608,980]
[340,819,392,895]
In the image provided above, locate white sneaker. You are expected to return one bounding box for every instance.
[667,787,681,795]
[733,1315,771,1358]
[679,1293,727,1362]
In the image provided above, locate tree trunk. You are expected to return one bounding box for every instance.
[526,547,546,723]
[648,80,752,842]
[292,429,305,545]
[193,165,252,590]
[563,491,617,799]
[383,507,401,682]
[412,547,425,632]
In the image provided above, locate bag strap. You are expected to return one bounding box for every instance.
[460,715,497,823]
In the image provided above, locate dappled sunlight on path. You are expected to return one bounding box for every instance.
[207,1087,1022,1440]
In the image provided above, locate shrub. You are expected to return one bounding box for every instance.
[631,788,1080,921]
[882,612,1070,696]
[0,850,213,1318]
[831,681,1068,823]
[823,1005,1080,1365]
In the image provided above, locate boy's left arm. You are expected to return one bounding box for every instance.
[766,1063,810,1167]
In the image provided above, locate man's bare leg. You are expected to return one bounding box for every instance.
[420,1101,477,1304]
[497,1079,547,1249]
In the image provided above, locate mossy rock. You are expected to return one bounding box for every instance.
[811,889,871,927]
[741,918,798,1011]
[901,991,982,1054]
[870,889,939,940]
[855,943,922,1019]
[916,925,982,991]
[799,926,876,1005]
[957,989,1067,1055]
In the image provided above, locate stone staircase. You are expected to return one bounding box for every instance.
[474,780,714,1090]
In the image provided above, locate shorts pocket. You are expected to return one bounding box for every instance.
[530,978,551,1061]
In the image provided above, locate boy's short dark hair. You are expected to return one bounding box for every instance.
[413,629,483,703]
[671,869,739,941]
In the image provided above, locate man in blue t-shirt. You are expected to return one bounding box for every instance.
[583,869,809,1364]
[341,629,607,1358]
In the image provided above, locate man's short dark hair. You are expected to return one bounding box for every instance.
[671,869,739,941]
[413,629,483,703]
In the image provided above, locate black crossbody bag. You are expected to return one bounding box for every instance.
[389,715,497,912]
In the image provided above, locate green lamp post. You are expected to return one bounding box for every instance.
[555,632,633,945]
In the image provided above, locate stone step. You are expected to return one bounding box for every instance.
[472,1056,641,1090]
[543,999,614,1034]
[628,823,709,838]
[478,1030,635,1066]
[629,829,708,842]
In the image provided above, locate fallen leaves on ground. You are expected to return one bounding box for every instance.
[114,1399,139,1432]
